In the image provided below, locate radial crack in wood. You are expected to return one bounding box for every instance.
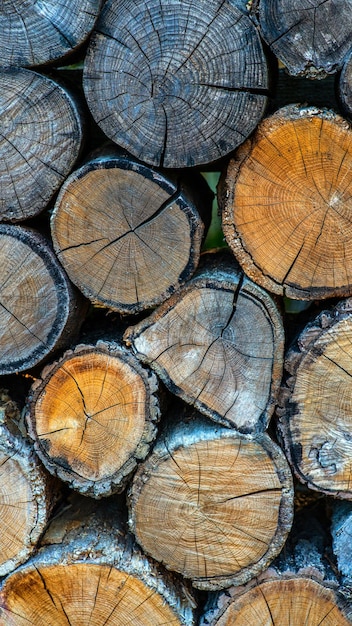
[128,413,294,590]
[220,104,352,300]
[26,341,160,498]
[124,253,284,433]
[83,0,269,167]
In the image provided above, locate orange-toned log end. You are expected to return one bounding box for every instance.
[0,563,190,626]
[26,341,160,498]
[220,104,352,300]
[200,577,351,625]
[129,418,294,591]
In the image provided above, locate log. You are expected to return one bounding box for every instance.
[276,297,352,499]
[128,409,294,591]
[338,50,352,121]
[0,67,83,223]
[0,1,103,68]
[25,340,160,498]
[124,252,284,433]
[0,394,56,577]
[255,0,352,78]
[50,151,212,314]
[0,225,87,375]
[220,104,352,300]
[331,501,352,589]
[83,0,270,167]
[0,495,196,625]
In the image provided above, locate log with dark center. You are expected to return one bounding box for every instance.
[0,1,103,67]
[0,68,83,223]
[83,0,269,167]
[220,104,352,300]
[256,0,352,78]
[25,341,160,498]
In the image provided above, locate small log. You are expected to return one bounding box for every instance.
[0,225,87,375]
[220,104,352,300]
[255,0,352,78]
[0,398,56,577]
[128,409,294,591]
[25,340,160,498]
[124,252,284,433]
[0,1,103,68]
[277,297,352,499]
[338,50,352,120]
[83,0,270,167]
[50,151,212,313]
[331,501,352,588]
[0,67,83,223]
[0,495,196,625]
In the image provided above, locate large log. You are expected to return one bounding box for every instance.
[128,409,294,591]
[276,297,352,499]
[25,340,160,498]
[0,1,103,68]
[83,0,270,167]
[50,150,212,313]
[0,225,87,375]
[124,252,284,433]
[0,67,83,223]
[220,104,352,300]
[0,495,196,625]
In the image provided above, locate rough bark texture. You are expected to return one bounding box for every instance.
[338,50,352,121]
[0,1,103,68]
[25,340,160,498]
[0,495,196,625]
[220,104,352,300]
[277,297,352,499]
[255,0,352,78]
[50,151,212,313]
[83,0,269,168]
[331,501,352,590]
[124,252,284,433]
[0,67,83,223]
[0,225,87,375]
[128,409,294,591]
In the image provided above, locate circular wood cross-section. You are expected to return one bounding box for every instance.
[0,1,102,67]
[26,341,160,498]
[51,156,207,313]
[129,422,293,590]
[221,104,352,300]
[0,563,187,626]
[83,0,269,167]
[0,68,82,222]
[0,225,83,375]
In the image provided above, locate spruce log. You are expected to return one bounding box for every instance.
[83,0,269,168]
[0,1,103,68]
[0,225,87,375]
[124,253,284,433]
[255,0,352,78]
[25,340,160,498]
[220,104,352,300]
[277,297,352,499]
[50,152,211,313]
[0,67,83,223]
[128,410,294,590]
[0,495,196,626]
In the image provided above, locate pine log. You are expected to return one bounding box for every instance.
[128,409,293,591]
[124,252,284,433]
[0,67,83,223]
[83,0,270,168]
[0,495,196,625]
[220,104,352,301]
[0,1,103,68]
[0,225,87,375]
[0,399,56,578]
[255,0,352,78]
[25,340,160,498]
[338,51,352,121]
[276,297,352,499]
[50,151,212,313]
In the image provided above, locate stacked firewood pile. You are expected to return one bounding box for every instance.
[2,1,352,624]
